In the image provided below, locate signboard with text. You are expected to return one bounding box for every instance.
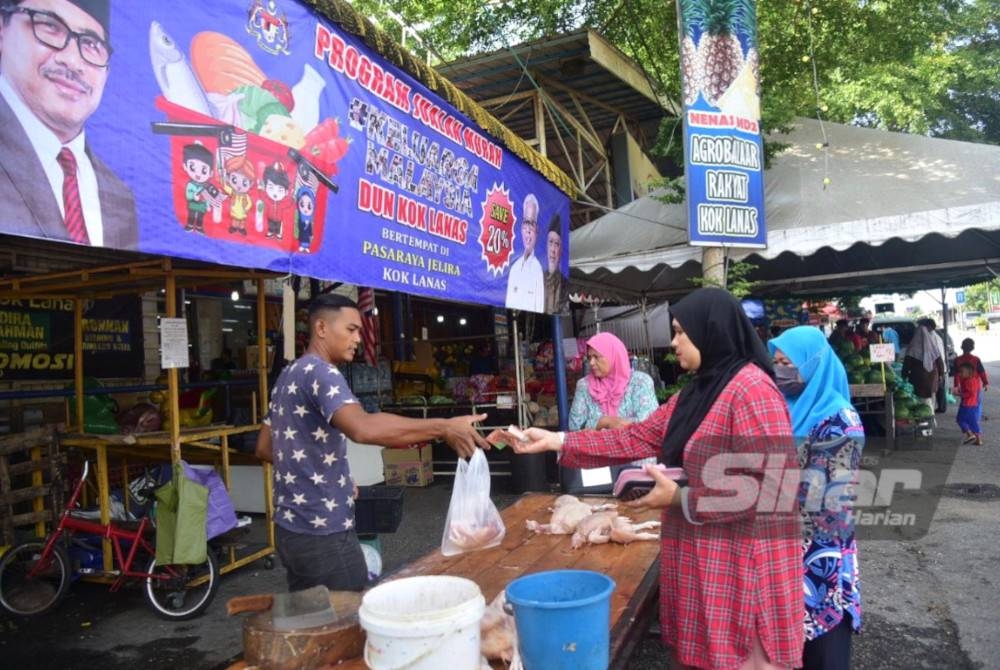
[0,1,570,313]
[0,297,144,380]
[676,1,766,247]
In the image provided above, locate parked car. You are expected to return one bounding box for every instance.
[871,316,917,349]
[870,316,956,371]
[937,328,957,373]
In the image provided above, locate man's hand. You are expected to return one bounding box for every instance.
[442,413,491,459]
[623,464,681,513]
[596,415,630,430]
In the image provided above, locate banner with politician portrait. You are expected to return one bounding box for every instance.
[0,0,571,313]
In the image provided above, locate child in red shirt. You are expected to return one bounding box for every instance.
[953,337,988,421]
[954,362,983,445]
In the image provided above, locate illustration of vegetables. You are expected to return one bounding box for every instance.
[190,31,266,94]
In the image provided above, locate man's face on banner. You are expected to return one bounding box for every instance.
[521,197,538,255]
[547,230,561,272]
[0,0,110,143]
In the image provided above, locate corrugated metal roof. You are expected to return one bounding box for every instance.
[437,29,678,225]
[438,30,677,134]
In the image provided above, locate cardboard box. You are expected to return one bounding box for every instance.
[382,444,433,487]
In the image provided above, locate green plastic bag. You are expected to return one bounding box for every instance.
[154,462,209,565]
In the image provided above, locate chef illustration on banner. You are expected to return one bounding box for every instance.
[148,13,344,253]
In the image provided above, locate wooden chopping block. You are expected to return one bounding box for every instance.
[242,591,365,670]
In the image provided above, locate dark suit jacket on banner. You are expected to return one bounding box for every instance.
[0,96,138,249]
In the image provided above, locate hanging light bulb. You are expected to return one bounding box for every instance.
[436,315,444,323]
[231,290,240,302]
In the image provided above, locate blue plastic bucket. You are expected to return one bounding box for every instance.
[505,569,616,670]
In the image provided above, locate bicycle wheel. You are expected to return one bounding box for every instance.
[0,541,71,616]
[143,551,219,620]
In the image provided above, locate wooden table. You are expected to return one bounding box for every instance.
[228,493,662,670]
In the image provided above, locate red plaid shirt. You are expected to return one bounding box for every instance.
[562,363,804,669]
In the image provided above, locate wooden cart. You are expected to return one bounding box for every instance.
[849,382,894,441]
[0,260,280,575]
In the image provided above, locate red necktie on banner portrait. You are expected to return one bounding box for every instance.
[56,148,91,245]
[358,287,379,366]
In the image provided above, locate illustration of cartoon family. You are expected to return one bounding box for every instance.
[177,143,317,253]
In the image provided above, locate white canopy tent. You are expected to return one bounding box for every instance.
[570,117,1000,300]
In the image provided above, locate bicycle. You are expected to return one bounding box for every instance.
[0,461,219,620]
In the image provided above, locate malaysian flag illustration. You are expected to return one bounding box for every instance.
[358,287,379,366]
[218,130,248,164]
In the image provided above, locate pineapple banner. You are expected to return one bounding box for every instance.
[677,0,767,248]
[0,0,570,314]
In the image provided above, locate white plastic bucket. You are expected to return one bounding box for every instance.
[359,575,485,670]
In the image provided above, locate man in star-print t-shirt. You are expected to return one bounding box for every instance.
[256,293,491,592]
[266,354,358,537]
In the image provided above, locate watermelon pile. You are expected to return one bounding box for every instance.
[835,343,932,421]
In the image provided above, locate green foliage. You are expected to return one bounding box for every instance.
[351,0,999,148]
[689,259,759,298]
[964,281,998,313]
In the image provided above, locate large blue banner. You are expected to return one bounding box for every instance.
[0,0,570,313]
[676,0,766,248]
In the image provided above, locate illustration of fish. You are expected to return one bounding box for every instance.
[149,21,216,118]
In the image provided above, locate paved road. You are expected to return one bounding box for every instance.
[2,329,998,669]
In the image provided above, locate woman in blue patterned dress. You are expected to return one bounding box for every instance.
[769,326,863,670]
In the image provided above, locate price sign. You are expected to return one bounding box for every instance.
[869,343,896,364]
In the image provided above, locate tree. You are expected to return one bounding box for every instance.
[964,280,999,313]
[689,259,760,298]
[351,0,999,147]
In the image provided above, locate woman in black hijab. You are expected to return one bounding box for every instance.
[661,287,775,465]
[499,288,802,670]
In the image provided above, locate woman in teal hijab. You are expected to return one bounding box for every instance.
[769,326,852,437]
[769,326,864,670]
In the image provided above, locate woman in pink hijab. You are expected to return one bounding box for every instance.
[569,332,659,432]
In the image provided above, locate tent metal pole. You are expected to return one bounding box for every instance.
[941,286,950,377]
[552,315,569,431]
[512,312,526,427]
[640,296,653,364]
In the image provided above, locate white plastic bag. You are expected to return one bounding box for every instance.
[441,450,506,556]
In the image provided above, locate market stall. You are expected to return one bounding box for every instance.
[0,259,280,574]
[0,0,579,571]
